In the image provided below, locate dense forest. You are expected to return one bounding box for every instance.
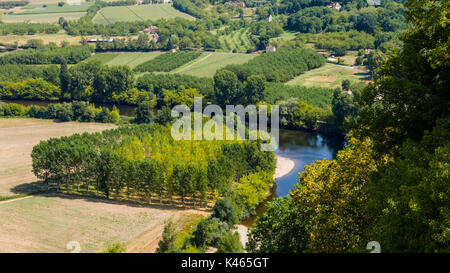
[247,0,449,253]
[0,45,93,65]
[0,101,120,123]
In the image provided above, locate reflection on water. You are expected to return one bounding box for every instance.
[241,129,344,227]
[275,129,345,197]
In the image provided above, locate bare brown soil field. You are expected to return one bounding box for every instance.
[0,118,116,196]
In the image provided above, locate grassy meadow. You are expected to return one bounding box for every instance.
[86,51,164,68]
[175,52,257,77]
[0,2,92,23]
[286,63,369,88]
[88,51,257,77]
[92,4,194,24]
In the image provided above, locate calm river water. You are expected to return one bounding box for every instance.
[242,129,345,226]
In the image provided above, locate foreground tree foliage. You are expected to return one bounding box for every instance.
[291,138,385,252]
[247,197,309,253]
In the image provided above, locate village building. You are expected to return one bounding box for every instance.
[266,14,273,22]
[86,38,113,43]
[364,48,372,57]
[152,33,159,42]
[367,0,381,6]
[328,2,341,11]
[225,1,245,7]
[317,51,331,58]
[265,46,276,52]
[144,26,158,34]
[66,0,81,5]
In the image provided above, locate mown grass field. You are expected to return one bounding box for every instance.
[218,29,253,53]
[175,52,257,77]
[0,118,210,253]
[92,4,194,25]
[1,2,92,23]
[286,63,369,88]
[269,31,298,44]
[89,51,256,77]
[0,33,89,46]
[87,52,163,68]
[0,118,116,196]
[0,194,205,252]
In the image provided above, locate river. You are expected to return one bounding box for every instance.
[241,129,345,227]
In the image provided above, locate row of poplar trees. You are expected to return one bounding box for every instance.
[31,124,275,208]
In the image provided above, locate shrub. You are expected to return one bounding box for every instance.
[216,231,244,253]
[105,242,125,253]
[213,198,239,226]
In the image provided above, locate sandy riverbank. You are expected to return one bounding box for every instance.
[274,155,295,179]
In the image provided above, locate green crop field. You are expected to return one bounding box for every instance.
[175,52,257,77]
[218,29,253,53]
[286,63,369,88]
[92,4,194,25]
[81,52,257,78]
[0,2,92,23]
[86,52,163,68]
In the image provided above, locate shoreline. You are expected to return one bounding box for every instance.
[236,155,296,250]
[273,155,295,179]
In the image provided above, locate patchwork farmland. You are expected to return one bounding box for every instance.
[175,52,257,77]
[87,52,163,68]
[88,51,257,77]
[0,2,92,23]
[218,29,253,53]
[92,4,194,25]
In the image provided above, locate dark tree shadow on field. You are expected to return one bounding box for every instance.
[10,181,211,213]
[10,181,47,195]
[354,72,370,79]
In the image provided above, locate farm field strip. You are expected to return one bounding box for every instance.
[219,29,252,52]
[1,11,86,23]
[0,2,93,23]
[92,4,194,24]
[175,52,257,77]
[87,52,163,68]
[286,63,369,88]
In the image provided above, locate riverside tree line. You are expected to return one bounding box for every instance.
[31,124,276,216]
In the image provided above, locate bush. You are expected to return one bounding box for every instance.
[213,198,239,226]
[216,231,244,253]
[105,242,125,253]
[135,101,155,124]
[157,220,178,253]
[192,218,230,248]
